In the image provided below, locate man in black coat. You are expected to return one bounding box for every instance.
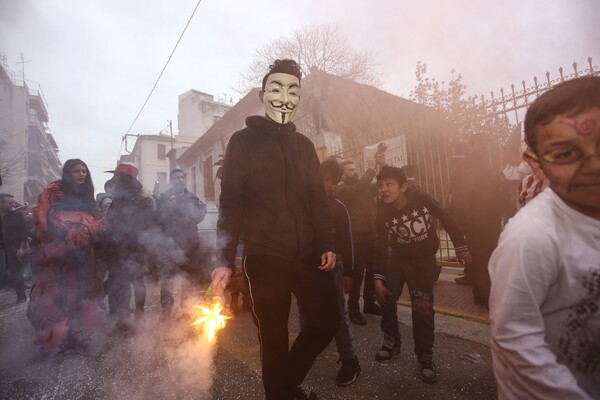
[337,159,382,325]
[210,59,339,400]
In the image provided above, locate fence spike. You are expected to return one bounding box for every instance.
[573,62,579,78]
[559,66,564,81]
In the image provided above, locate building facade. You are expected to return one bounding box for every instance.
[0,58,61,204]
[118,133,197,196]
[177,90,232,139]
[117,90,232,197]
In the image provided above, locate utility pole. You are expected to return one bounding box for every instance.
[169,120,173,150]
[16,53,31,85]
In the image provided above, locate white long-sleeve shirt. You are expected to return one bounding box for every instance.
[489,188,600,400]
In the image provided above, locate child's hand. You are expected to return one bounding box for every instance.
[374,280,392,306]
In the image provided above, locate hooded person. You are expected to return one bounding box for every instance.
[27,159,104,356]
[210,59,339,400]
[99,163,155,336]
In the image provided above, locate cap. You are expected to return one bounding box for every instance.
[105,163,139,179]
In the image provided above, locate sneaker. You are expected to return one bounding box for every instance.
[375,334,400,363]
[348,310,366,326]
[293,383,318,400]
[335,356,361,386]
[363,303,382,316]
[419,354,437,383]
[454,274,472,286]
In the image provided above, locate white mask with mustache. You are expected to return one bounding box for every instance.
[262,72,300,125]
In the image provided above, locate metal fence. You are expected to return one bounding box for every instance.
[325,57,599,266]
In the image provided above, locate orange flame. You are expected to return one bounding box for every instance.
[191,297,231,343]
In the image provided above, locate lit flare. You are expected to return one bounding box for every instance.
[191,297,231,343]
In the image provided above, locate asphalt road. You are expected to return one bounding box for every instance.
[0,279,497,400]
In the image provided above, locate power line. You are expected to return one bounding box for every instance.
[123,0,203,138]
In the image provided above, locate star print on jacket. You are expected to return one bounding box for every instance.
[373,188,468,280]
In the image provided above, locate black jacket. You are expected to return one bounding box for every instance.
[329,197,354,278]
[373,188,468,281]
[217,116,334,269]
[156,187,206,253]
[1,210,28,249]
[337,168,378,243]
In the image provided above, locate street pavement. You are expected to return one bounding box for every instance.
[0,268,496,400]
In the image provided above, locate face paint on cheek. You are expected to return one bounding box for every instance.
[558,117,597,136]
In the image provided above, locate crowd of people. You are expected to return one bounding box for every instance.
[1,160,207,356]
[0,61,597,400]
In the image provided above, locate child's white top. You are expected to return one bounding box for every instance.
[489,188,600,400]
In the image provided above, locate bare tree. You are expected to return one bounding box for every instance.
[409,61,512,143]
[234,24,380,95]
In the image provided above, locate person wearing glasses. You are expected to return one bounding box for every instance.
[488,76,600,400]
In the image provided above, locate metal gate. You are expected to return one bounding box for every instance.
[325,57,599,266]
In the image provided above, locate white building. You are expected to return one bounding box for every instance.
[178,90,231,139]
[0,57,61,204]
[118,133,196,196]
[117,91,231,196]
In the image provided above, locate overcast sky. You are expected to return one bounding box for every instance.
[1,0,598,191]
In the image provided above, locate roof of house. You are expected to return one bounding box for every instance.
[177,70,439,165]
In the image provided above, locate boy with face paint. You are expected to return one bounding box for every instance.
[488,76,600,400]
[211,59,339,400]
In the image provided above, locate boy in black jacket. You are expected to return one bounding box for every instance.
[373,166,471,383]
[318,160,360,386]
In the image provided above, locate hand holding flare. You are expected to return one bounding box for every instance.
[191,293,231,343]
[192,268,233,343]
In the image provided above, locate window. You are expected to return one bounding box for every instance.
[157,144,166,160]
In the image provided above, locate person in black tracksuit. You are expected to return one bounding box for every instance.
[211,60,339,400]
[372,166,471,383]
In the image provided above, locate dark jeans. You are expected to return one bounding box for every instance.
[380,253,437,358]
[244,254,339,400]
[298,259,355,361]
[463,227,501,306]
[348,240,376,312]
[106,259,146,320]
[2,245,26,299]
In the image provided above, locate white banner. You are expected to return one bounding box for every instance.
[363,135,408,168]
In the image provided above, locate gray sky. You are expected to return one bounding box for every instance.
[1,0,598,191]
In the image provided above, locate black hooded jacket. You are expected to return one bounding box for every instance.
[217,116,334,269]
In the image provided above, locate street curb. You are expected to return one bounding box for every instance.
[397,300,490,325]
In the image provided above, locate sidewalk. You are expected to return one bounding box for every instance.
[398,266,490,324]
